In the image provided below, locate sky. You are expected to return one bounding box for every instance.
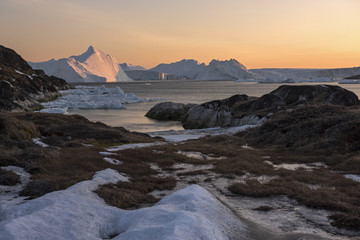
[1,0,360,69]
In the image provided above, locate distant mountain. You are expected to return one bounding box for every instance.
[250,67,360,83]
[29,46,132,83]
[0,45,67,111]
[120,63,146,71]
[150,59,254,80]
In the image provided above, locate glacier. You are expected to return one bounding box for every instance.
[29,46,132,83]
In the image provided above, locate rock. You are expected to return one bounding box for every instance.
[182,85,359,129]
[182,94,250,129]
[145,102,197,121]
[0,45,68,111]
[269,85,359,106]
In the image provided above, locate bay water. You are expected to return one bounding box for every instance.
[68,81,360,132]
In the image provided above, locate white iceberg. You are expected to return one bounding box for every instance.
[41,85,155,112]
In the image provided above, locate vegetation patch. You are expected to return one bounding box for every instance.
[96,176,176,209]
[0,168,20,185]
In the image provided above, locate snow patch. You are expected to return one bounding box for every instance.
[99,152,118,156]
[344,174,360,183]
[32,138,49,147]
[103,157,122,165]
[0,166,30,211]
[177,151,225,161]
[264,161,327,171]
[149,124,258,142]
[106,141,166,152]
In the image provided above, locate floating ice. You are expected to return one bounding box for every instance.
[40,85,157,112]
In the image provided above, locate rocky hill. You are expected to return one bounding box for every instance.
[0,45,68,111]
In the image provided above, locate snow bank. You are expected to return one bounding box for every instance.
[0,169,128,240]
[110,185,247,240]
[0,170,248,240]
[40,85,152,112]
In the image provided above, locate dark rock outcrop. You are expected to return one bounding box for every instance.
[182,85,359,129]
[145,102,197,121]
[0,45,68,111]
[345,74,360,80]
[181,94,253,129]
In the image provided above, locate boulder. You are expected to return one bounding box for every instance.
[182,85,359,129]
[182,94,250,129]
[145,102,197,121]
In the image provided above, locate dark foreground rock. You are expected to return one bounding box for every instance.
[145,102,197,121]
[181,85,359,129]
[0,45,68,111]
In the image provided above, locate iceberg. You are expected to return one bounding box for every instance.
[40,85,154,112]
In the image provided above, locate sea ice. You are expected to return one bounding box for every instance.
[40,85,154,112]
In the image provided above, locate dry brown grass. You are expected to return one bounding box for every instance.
[96,176,176,209]
[0,168,20,185]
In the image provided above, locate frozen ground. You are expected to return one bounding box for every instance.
[0,169,250,240]
[40,85,159,113]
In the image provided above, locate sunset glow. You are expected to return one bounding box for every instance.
[1,0,359,68]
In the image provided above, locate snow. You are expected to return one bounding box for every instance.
[103,157,122,165]
[29,46,132,83]
[149,124,259,142]
[99,152,117,156]
[0,166,30,210]
[32,138,49,147]
[264,160,327,171]
[40,85,152,111]
[106,141,166,152]
[14,70,33,80]
[0,169,248,240]
[344,174,360,183]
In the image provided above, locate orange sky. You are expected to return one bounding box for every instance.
[1,0,359,69]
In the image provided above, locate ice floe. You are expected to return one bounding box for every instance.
[40,85,159,113]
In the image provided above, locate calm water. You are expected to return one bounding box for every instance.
[69,81,360,132]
